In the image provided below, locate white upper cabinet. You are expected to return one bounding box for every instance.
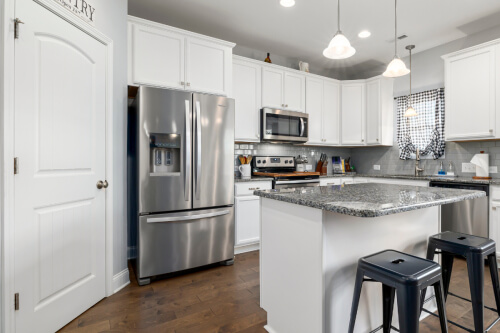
[341,81,366,145]
[306,76,340,145]
[443,42,499,141]
[128,16,235,96]
[233,56,262,142]
[366,76,394,146]
[284,71,306,112]
[262,65,306,112]
[262,67,284,109]
[131,23,185,90]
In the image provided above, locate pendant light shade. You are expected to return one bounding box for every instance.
[383,57,410,77]
[404,45,417,117]
[323,0,355,59]
[383,0,409,78]
[323,32,356,59]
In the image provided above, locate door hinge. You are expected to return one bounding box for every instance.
[14,293,19,311]
[14,18,24,39]
[14,157,19,174]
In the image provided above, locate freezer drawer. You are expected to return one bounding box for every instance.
[137,207,235,280]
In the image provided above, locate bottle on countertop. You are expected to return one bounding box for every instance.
[447,162,455,176]
[264,53,272,63]
[438,161,446,175]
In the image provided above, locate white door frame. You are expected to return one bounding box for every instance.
[0,0,115,332]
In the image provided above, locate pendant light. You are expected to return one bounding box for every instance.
[383,0,410,77]
[323,0,355,59]
[404,45,417,117]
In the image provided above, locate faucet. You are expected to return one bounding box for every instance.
[415,148,424,176]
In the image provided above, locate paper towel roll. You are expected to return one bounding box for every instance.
[470,153,489,177]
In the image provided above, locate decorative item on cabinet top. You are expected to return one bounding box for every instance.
[299,61,310,73]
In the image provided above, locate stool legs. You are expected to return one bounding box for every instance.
[441,252,454,300]
[466,252,485,333]
[348,269,365,333]
[397,285,420,333]
[434,280,449,333]
[382,285,395,333]
[487,253,500,316]
[420,242,439,313]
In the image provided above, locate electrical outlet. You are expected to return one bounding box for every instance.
[373,165,381,171]
[239,144,249,149]
[490,166,498,174]
[462,163,476,173]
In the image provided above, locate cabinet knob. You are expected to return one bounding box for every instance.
[180,81,185,85]
[362,139,365,142]
[490,129,494,133]
[187,82,191,87]
[286,104,288,107]
[377,138,379,141]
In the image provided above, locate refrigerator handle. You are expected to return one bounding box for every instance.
[184,100,191,202]
[146,210,230,223]
[195,101,202,200]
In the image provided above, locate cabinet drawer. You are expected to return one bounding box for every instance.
[235,181,272,196]
[491,185,500,200]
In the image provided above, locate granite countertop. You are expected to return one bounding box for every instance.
[235,176,274,183]
[319,173,500,185]
[254,183,486,218]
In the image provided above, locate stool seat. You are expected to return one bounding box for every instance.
[349,250,448,333]
[360,250,442,286]
[429,231,495,255]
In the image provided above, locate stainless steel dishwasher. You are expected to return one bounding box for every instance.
[429,181,489,238]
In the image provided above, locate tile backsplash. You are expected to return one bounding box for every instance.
[351,141,500,178]
[234,143,352,176]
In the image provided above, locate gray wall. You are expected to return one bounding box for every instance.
[90,0,129,277]
[352,25,500,178]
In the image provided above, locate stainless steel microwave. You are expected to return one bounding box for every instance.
[261,108,308,143]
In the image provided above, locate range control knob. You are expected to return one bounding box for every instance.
[285,160,288,164]
[289,160,293,164]
[257,160,261,164]
[263,160,267,164]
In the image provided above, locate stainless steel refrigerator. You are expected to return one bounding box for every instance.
[128,87,235,285]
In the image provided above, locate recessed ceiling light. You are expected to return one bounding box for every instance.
[358,30,371,38]
[280,0,296,7]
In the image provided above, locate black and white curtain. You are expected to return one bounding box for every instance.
[396,88,445,160]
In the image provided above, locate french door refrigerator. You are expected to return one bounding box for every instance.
[128,86,235,285]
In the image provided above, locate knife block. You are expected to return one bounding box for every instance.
[316,161,323,173]
[321,163,328,175]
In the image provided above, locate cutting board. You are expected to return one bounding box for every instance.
[253,171,320,177]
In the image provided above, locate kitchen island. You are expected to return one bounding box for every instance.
[254,183,485,333]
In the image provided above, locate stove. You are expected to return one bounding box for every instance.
[252,156,320,189]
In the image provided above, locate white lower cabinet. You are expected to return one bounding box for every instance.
[320,177,429,187]
[490,186,500,261]
[319,177,353,186]
[234,181,272,254]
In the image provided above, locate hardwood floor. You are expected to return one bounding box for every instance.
[59,251,500,333]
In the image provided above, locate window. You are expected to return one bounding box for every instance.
[396,88,445,160]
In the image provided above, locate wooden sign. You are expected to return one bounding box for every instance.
[52,0,96,25]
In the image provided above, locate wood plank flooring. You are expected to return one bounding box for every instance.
[59,251,500,332]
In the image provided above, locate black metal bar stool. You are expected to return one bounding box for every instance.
[420,231,500,333]
[348,249,448,333]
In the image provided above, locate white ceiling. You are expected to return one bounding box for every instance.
[128,0,500,78]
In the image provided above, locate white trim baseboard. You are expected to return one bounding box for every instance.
[235,243,260,255]
[112,269,130,294]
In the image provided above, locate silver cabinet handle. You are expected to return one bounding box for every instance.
[195,101,202,200]
[180,81,185,86]
[184,100,191,201]
[248,187,261,190]
[286,104,288,107]
[187,82,191,87]
[147,210,230,223]
[103,180,109,188]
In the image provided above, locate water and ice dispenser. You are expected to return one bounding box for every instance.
[149,133,181,175]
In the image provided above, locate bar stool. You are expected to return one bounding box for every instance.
[348,249,448,333]
[420,231,500,333]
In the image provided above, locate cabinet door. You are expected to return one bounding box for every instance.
[186,37,231,96]
[306,77,324,144]
[445,46,496,140]
[323,80,340,145]
[366,79,381,145]
[320,178,342,186]
[235,196,261,246]
[284,71,306,112]
[233,59,261,142]
[131,23,185,89]
[341,83,366,145]
[262,67,284,109]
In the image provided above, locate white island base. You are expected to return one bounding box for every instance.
[260,198,440,333]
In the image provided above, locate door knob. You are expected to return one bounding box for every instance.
[97,180,108,189]
[103,180,109,188]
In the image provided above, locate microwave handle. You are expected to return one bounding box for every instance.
[300,118,305,137]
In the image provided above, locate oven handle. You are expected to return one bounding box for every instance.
[300,118,305,137]
[275,179,319,185]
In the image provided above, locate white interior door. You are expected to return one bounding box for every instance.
[14,1,107,332]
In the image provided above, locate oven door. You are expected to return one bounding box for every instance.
[274,179,320,190]
[261,108,308,143]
